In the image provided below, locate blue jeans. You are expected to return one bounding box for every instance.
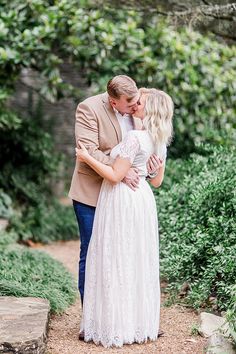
[73,200,96,304]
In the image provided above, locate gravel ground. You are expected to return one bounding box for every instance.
[37,240,207,354]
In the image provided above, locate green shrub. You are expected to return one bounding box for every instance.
[156,145,236,326]
[0,113,79,244]
[143,23,236,156]
[11,200,78,244]
[0,2,235,158]
[67,9,236,155]
[0,190,13,219]
[0,246,77,313]
[0,230,18,247]
[0,119,60,204]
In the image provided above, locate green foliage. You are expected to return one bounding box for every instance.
[0,1,80,245]
[190,323,200,336]
[0,190,13,219]
[0,111,78,243]
[0,0,77,102]
[143,23,236,155]
[156,145,236,327]
[0,230,18,247]
[0,118,60,203]
[0,3,235,156]
[11,200,78,243]
[0,1,235,321]
[65,9,236,155]
[0,246,77,313]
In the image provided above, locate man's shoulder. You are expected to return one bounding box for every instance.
[78,92,107,108]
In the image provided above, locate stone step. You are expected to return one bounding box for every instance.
[199,312,235,354]
[199,312,230,338]
[0,296,50,354]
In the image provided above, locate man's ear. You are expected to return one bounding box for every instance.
[109,98,116,107]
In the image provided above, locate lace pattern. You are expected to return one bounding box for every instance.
[117,131,140,164]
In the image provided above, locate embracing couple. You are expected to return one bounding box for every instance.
[69,75,174,348]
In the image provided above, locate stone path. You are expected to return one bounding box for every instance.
[37,240,208,354]
[0,296,50,354]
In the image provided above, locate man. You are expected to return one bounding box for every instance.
[69,75,161,310]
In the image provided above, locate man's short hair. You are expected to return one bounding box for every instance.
[107,75,138,101]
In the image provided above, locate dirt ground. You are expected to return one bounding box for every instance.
[37,240,207,354]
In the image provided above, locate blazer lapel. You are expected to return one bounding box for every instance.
[102,93,122,143]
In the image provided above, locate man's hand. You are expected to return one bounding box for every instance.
[122,167,139,191]
[147,154,163,177]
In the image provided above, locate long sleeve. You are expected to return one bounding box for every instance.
[75,102,113,165]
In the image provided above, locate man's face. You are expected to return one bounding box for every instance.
[133,93,146,119]
[110,94,141,115]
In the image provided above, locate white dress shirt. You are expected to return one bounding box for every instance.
[113,108,134,138]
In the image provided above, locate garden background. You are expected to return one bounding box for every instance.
[0,0,235,346]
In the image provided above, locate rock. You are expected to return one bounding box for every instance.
[179,282,190,297]
[199,312,230,338]
[206,333,236,354]
[0,296,50,354]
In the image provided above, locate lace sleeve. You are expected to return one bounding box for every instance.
[117,132,140,164]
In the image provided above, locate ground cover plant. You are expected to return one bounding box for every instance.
[155,144,236,330]
[0,245,77,313]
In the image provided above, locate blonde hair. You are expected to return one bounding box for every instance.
[140,88,174,149]
[107,75,138,101]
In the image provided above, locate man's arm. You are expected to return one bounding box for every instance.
[75,101,113,165]
[76,101,139,189]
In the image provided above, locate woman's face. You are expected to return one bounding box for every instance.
[133,94,146,119]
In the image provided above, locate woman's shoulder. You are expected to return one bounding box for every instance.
[155,143,167,160]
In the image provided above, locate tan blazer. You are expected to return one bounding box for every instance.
[68,92,141,206]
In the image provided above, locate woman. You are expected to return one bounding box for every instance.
[76,88,174,348]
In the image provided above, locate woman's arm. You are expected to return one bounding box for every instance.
[76,144,132,184]
[149,165,165,188]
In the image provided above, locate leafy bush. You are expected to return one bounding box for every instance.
[0,230,18,247]
[0,2,235,158]
[0,113,78,244]
[11,200,78,244]
[0,190,13,219]
[0,118,60,203]
[143,23,236,156]
[156,145,236,327]
[66,9,236,155]
[0,246,77,313]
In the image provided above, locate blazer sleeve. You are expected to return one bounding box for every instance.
[75,101,113,165]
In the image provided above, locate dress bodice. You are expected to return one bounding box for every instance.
[110,130,167,177]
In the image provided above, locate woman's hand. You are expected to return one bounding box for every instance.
[75,141,90,162]
[147,154,164,178]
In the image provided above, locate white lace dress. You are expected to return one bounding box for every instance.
[80,130,167,348]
